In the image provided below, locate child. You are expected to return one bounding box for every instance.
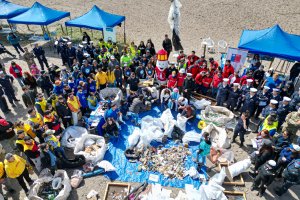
[30,64,40,78]
[168,88,180,111]
[232,111,250,147]
[195,132,211,170]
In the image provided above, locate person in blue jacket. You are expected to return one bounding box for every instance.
[7,32,24,55]
[68,77,76,93]
[81,60,93,78]
[87,77,96,94]
[53,80,64,95]
[76,86,89,115]
[75,72,86,87]
[276,144,300,173]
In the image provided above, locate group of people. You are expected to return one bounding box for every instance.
[0,31,299,198]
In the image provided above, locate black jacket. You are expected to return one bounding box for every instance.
[0,75,14,92]
[0,121,15,141]
[56,102,72,118]
[22,90,36,107]
[37,75,53,90]
[162,38,172,52]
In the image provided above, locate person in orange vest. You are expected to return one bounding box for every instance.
[67,92,81,125]
[43,110,62,135]
[4,153,33,194]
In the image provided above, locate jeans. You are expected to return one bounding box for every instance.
[72,111,79,125]
[12,43,24,54]
[54,147,67,160]
[16,77,25,87]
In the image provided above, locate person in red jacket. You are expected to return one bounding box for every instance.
[176,50,186,63]
[167,71,178,89]
[201,71,213,95]
[199,61,208,73]
[177,68,186,94]
[209,58,219,73]
[223,60,234,78]
[195,71,205,93]
[9,61,24,87]
[240,71,254,85]
[212,71,223,97]
[229,71,241,86]
[187,51,199,67]
[186,64,199,79]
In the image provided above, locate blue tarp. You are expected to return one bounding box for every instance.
[7,2,70,25]
[0,0,28,19]
[65,5,125,30]
[238,24,300,61]
[89,106,206,189]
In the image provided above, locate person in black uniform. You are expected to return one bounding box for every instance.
[290,88,300,111]
[241,88,258,117]
[162,34,172,58]
[232,111,250,147]
[255,86,271,119]
[183,73,195,101]
[216,78,230,106]
[57,40,68,66]
[0,71,20,107]
[251,160,277,197]
[66,42,77,69]
[277,97,292,127]
[236,79,253,111]
[270,88,282,102]
[56,95,72,128]
[227,83,241,111]
[0,85,10,114]
[36,71,53,98]
[274,159,300,196]
[253,65,265,87]
[33,43,49,70]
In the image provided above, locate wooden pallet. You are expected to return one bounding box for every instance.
[224,191,247,200]
[191,92,217,105]
[218,162,245,186]
[103,182,131,200]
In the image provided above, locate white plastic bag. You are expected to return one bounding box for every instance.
[28,169,71,200]
[96,160,116,172]
[185,167,199,179]
[228,159,251,178]
[203,124,230,149]
[200,106,234,127]
[74,134,107,163]
[128,127,141,147]
[182,131,202,144]
[176,114,188,131]
[193,99,211,110]
[160,109,174,124]
[210,167,226,185]
[61,126,88,148]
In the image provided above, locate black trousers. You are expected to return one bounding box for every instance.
[253,173,268,194]
[16,168,33,192]
[0,96,9,112]
[5,91,18,104]
[233,129,245,143]
[37,56,49,70]
[62,117,72,128]
[12,44,24,54]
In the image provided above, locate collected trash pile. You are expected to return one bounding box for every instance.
[61,126,88,148]
[200,106,234,127]
[138,145,191,180]
[29,169,72,200]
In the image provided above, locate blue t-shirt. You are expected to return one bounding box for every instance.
[105,108,119,120]
[265,77,282,89]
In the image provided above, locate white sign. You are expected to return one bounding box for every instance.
[226,48,248,73]
[103,27,116,42]
[148,174,159,182]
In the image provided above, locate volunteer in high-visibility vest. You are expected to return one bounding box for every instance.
[28,108,44,130]
[15,130,26,152]
[23,136,42,173]
[43,110,62,135]
[43,129,67,160]
[0,161,15,198]
[67,92,81,125]
[15,121,36,139]
[34,93,47,116]
[4,153,33,194]
[95,68,108,90]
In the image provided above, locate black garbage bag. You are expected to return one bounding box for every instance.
[171,125,184,140]
[57,155,86,169]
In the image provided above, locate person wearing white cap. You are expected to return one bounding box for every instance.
[241,87,258,117]
[216,78,230,106]
[250,159,277,197]
[66,42,76,68]
[277,96,292,126]
[254,85,271,118]
[227,82,241,111]
[236,78,254,111]
[270,88,282,102]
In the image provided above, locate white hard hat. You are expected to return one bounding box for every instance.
[270,99,278,104]
[283,96,291,102]
[250,88,257,92]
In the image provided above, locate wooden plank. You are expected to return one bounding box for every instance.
[103,182,131,200]
[224,191,247,200]
[191,92,217,105]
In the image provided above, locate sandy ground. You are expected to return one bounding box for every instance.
[1,0,300,199]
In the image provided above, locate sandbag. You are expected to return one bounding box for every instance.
[61,126,88,148]
[28,169,71,200]
[200,106,234,127]
[128,127,141,147]
[74,134,107,164]
[176,114,188,131]
[228,159,251,178]
[182,130,202,144]
[210,167,226,185]
[192,98,211,110]
[203,124,230,149]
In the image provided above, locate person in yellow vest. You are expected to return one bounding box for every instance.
[28,108,44,129]
[4,153,33,194]
[23,136,42,173]
[44,110,62,135]
[15,130,26,152]
[67,92,81,125]
[87,91,99,111]
[15,121,36,139]
[107,67,116,87]
[47,93,58,111]
[43,129,67,159]
[98,38,107,50]
[95,68,108,90]
[46,103,57,116]
[35,93,47,115]
[0,161,15,198]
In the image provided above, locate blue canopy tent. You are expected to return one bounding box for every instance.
[238,25,300,61]
[7,2,70,35]
[65,5,126,42]
[0,0,29,19]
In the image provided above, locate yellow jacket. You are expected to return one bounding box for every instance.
[95,72,108,88]
[107,71,115,84]
[0,162,4,178]
[16,123,36,138]
[4,155,26,178]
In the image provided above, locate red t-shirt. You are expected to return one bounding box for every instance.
[210,61,219,71]
[177,74,186,87]
[202,77,213,88]
[186,65,199,79]
[223,64,234,78]
[212,74,223,88]
[240,76,254,85]
[195,73,203,85]
[167,75,178,88]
